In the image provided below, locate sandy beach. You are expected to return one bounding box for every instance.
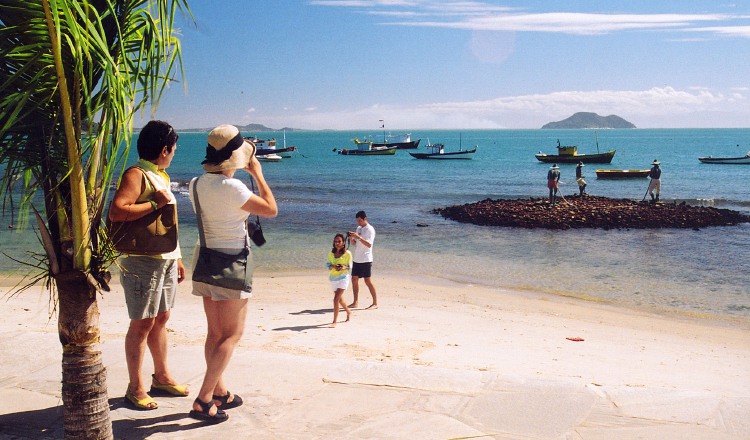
[0,271,748,439]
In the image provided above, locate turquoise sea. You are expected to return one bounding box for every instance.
[1,129,749,321]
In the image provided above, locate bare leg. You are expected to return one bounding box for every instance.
[340,297,351,322]
[349,276,359,308]
[125,317,156,402]
[147,310,183,388]
[363,277,378,309]
[193,297,248,415]
[332,289,350,327]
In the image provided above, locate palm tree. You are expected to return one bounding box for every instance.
[0,1,192,438]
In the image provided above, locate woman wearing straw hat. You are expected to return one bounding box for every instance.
[188,124,277,423]
[547,164,561,205]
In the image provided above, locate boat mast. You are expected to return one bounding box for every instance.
[595,130,600,154]
[379,119,385,143]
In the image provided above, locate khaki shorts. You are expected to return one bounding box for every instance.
[120,256,178,320]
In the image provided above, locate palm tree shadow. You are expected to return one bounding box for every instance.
[0,405,64,439]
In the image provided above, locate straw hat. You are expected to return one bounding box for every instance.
[202,124,256,172]
[577,161,584,166]
[652,159,660,165]
[550,164,559,169]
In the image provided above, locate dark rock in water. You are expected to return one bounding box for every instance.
[416,223,429,227]
[433,196,750,230]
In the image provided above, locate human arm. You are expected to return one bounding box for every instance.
[176,258,186,283]
[348,229,373,249]
[108,168,171,222]
[240,156,278,218]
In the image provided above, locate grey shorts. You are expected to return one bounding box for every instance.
[120,256,178,320]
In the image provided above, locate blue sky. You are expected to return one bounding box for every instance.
[141,1,750,130]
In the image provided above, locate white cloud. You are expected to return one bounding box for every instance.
[256,87,748,130]
[312,1,749,38]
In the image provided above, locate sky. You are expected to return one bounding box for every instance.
[139,0,750,130]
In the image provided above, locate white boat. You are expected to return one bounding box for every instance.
[257,153,283,162]
[245,134,297,158]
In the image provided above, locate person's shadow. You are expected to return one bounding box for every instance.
[110,398,210,439]
[289,308,329,316]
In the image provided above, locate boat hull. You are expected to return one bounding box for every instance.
[698,156,750,164]
[257,153,282,162]
[372,139,421,149]
[536,150,616,164]
[409,148,477,159]
[595,169,650,178]
[338,147,396,156]
[256,146,297,157]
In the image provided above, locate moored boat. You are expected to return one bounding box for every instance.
[371,133,421,149]
[535,135,616,163]
[362,120,421,149]
[595,169,650,178]
[409,142,477,159]
[698,153,750,164]
[337,138,396,155]
[257,153,283,162]
[245,135,297,157]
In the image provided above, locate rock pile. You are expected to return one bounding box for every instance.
[434,195,750,230]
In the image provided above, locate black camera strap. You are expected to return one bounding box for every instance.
[249,178,262,229]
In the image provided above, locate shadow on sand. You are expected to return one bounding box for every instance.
[0,398,219,440]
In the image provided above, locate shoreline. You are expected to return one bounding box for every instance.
[1,272,748,439]
[2,267,749,327]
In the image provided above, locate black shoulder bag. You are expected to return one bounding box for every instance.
[191,177,253,291]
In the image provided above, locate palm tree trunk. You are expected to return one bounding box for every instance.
[56,271,112,440]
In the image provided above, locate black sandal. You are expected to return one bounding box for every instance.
[213,391,244,409]
[188,397,229,424]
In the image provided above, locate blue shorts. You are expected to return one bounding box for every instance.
[351,262,372,278]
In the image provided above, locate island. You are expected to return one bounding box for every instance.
[542,112,636,129]
[434,196,750,230]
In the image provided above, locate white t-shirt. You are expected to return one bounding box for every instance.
[351,223,375,263]
[189,174,253,250]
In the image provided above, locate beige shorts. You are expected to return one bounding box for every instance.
[192,280,252,301]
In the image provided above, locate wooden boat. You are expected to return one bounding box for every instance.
[337,138,396,156]
[363,121,420,149]
[371,133,421,149]
[409,142,477,160]
[595,169,650,178]
[535,139,616,164]
[245,135,297,158]
[698,154,750,164]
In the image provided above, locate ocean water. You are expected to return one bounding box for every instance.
[1,129,749,321]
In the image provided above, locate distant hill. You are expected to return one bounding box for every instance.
[177,123,300,133]
[542,112,636,129]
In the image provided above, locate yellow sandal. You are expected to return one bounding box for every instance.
[124,389,158,410]
[150,374,189,397]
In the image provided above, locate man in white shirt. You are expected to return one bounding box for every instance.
[348,210,378,309]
